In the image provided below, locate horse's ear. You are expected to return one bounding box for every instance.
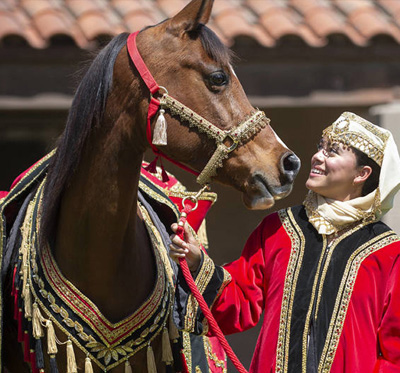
[168,0,214,35]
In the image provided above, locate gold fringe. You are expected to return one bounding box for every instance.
[162,327,174,365]
[125,360,133,373]
[168,314,179,342]
[147,344,157,373]
[22,283,32,319]
[84,356,94,373]
[32,303,45,338]
[46,320,58,355]
[67,340,77,373]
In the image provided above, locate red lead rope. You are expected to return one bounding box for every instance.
[176,205,248,373]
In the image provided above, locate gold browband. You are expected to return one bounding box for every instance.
[159,94,270,185]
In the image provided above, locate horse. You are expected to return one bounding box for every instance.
[1,0,300,372]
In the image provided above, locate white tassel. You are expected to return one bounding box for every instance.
[22,283,32,318]
[85,356,94,373]
[32,303,45,338]
[147,344,157,373]
[169,314,179,342]
[67,340,77,373]
[125,360,133,373]
[152,109,167,146]
[162,327,174,365]
[46,320,58,355]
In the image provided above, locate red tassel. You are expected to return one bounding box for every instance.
[14,289,19,320]
[159,158,170,183]
[11,265,17,297]
[30,350,39,373]
[144,156,159,174]
[17,309,24,342]
[24,331,30,362]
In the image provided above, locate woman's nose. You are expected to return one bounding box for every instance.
[312,149,325,162]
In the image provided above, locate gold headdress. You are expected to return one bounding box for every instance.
[322,112,389,166]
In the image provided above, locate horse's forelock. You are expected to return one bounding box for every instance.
[196,25,233,66]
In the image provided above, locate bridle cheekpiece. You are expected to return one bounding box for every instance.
[127,31,270,186]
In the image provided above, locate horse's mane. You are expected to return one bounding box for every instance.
[40,25,232,244]
[40,32,129,243]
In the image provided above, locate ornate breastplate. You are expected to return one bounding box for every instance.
[13,179,176,371]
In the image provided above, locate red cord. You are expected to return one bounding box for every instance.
[176,206,248,373]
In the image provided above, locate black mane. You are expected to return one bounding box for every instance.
[40,33,129,243]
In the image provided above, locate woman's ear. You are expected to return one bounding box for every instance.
[354,165,373,185]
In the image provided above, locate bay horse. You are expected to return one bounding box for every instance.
[2,0,300,372]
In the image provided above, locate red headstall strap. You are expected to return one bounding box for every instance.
[126,31,200,178]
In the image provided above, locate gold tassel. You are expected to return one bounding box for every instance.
[46,320,58,355]
[147,344,157,373]
[168,314,179,342]
[22,283,32,318]
[85,356,94,373]
[125,360,133,373]
[67,340,77,373]
[32,303,44,338]
[152,109,167,146]
[162,327,174,365]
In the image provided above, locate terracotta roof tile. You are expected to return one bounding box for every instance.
[1,0,400,49]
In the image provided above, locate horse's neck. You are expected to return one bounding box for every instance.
[53,119,156,322]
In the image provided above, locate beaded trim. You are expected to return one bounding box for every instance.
[160,93,270,185]
[322,112,389,166]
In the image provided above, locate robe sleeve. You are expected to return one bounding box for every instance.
[173,213,282,336]
[374,253,400,372]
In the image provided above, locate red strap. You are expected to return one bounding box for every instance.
[127,32,159,95]
[127,31,200,177]
[176,211,248,373]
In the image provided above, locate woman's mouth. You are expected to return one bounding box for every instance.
[310,168,325,175]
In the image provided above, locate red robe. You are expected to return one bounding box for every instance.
[185,205,400,372]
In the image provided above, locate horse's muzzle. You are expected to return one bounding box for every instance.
[280,152,301,184]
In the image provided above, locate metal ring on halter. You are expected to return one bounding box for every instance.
[223,134,239,153]
[182,196,199,211]
[150,86,168,99]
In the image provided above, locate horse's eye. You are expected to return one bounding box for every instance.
[208,71,228,87]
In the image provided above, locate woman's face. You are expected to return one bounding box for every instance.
[305,138,365,201]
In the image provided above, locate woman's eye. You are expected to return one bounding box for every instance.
[208,71,228,87]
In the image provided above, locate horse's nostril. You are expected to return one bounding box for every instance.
[282,153,301,180]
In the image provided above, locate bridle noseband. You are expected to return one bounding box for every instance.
[127,31,270,186]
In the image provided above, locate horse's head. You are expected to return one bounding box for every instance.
[127,0,301,209]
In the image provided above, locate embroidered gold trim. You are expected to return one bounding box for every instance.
[139,180,179,218]
[184,254,215,332]
[275,208,306,373]
[0,151,54,369]
[301,222,365,371]
[203,336,227,373]
[182,331,192,372]
[318,231,399,372]
[22,177,173,371]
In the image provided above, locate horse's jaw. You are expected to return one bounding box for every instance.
[240,174,294,210]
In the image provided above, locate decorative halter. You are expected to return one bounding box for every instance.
[126,31,270,186]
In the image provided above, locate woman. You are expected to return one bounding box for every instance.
[170,112,400,372]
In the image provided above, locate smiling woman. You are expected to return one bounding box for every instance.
[170,112,400,372]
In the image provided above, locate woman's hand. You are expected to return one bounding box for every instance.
[170,222,202,272]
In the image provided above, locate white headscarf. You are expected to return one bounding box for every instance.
[305,112,400,235]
